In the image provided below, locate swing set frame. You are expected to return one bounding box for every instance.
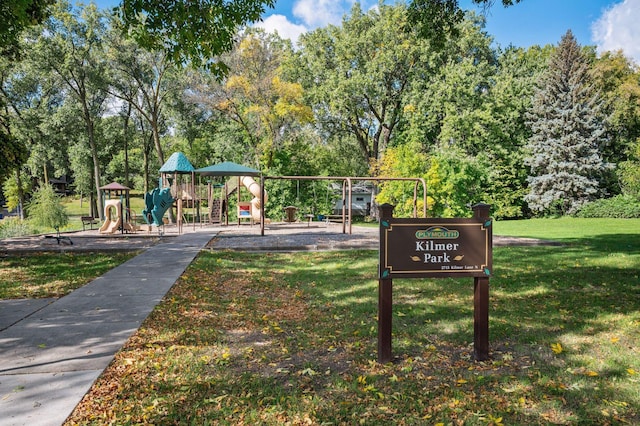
[260,176,427,236]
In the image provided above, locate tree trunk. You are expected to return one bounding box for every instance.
[143,132,152,194]
[84,110,103,220]
[151,117,164,166]
[90,191,97,219]
[15,169,25,220]
[143,149,149,194]
[123,104,131,188]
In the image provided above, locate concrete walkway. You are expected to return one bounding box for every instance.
[0,230,214,426]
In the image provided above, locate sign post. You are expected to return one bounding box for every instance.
[378,204,395,364]
[378,203,492,363]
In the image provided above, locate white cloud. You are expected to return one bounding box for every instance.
[293,0,347,28]
[256,0,379,45]
[592,0,640,64]
[254,14,308,44]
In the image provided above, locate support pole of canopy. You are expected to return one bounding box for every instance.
[261,176,265,236]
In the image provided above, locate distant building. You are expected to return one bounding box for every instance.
[331,182,373,216]
[49,175,73,195]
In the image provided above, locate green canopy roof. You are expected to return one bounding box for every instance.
[159,152,195,173]
[195,161,261,177]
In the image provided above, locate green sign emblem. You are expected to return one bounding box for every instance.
[415,226,460,240]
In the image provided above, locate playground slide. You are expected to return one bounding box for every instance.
[99,199,123,234]
[142,187,175,226]
[99,218,121,234]
[241,176,267,223]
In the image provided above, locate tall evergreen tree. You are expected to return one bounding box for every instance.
[525,30,608,215]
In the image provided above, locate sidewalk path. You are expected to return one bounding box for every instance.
[0,230,214,426]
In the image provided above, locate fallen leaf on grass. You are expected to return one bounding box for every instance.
[299,368,317,376]
[551,342,563,354]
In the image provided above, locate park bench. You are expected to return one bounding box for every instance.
[81,216,99,231]
[325,215,345,223]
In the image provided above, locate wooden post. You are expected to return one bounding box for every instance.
[261,177,265,236]
[378,277,393,363]
[472,203,491,361]
[378,203,395,363]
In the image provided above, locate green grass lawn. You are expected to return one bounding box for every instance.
[494,216,639,241]
[0,252,138,299]
[66,218,639,425]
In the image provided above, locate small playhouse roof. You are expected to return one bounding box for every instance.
[195,161,261,177]
[100,181,131,191]
[159,152,195,174]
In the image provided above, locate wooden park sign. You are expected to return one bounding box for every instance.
[378,203,493,363]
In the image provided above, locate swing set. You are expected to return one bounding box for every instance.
[260,176,427,235]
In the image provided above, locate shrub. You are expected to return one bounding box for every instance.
[0,217,32,238]
[27,184,68,231]
[575,195,640,218]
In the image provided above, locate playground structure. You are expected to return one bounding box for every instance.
[136,156,269,233]
[196,161,268,227]
[142,187,175,228]
[241,175,267,224]
[97,152,425,236]
[140,152,198,233]
[99,182,138,234]
[100,199,136,234]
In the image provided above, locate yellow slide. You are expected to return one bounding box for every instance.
[99,199,122,234]
[241,176,268,223]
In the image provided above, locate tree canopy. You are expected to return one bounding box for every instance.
[117,0,276,75]
[407,0,523,49]
[0,0,55,58]
[2,1,640,222]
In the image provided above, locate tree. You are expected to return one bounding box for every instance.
[0,129,28,184]
[402,12,497,156]
[114,0,524,73]
[296,3,429,170]
[592,51,640,195]
[117,0,275,75]
[106,17,178,167]
[525,31,608,216]
[0,0,55,58]
[618,139,640,198]
[483,45,551,218]
[188,29,312,168]
[27,183,68,230]
[34,1,109,218]
[0,47,69,215]
[407,0,522,49]
[374,139,429,217]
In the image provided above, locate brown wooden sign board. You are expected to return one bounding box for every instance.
[377,203,493,363]
[379,217,492,279]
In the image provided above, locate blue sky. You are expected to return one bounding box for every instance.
[93,0,640,63]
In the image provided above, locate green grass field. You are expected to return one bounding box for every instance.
[62,218,639,425]
[0,252,138,299]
